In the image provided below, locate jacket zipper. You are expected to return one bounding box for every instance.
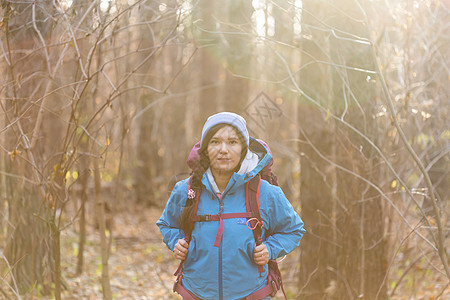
[219,237,223,300]
[218,197,224,300]
[205,177,234,299]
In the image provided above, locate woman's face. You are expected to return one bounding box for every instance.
[207,125,243,177]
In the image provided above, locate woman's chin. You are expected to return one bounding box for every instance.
[212,166,235,176]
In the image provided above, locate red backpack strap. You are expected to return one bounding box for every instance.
[246,174,263,244]
[186,175,201,239]
[188,176,200,217]
[246,174,265,275]
[245,174,287,300]
[172,177,202,300]
[245,176,288,299]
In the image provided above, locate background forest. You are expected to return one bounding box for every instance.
[0,0,449,299]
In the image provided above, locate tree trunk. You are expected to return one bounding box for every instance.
[76,164,89,275]
[2,2,56,294]
[93,158,112,300]
[297,0,388,298]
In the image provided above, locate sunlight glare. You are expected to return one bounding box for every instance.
[251,0,275,37]
[294,0,302,35]
[159,3,167,12]
[59,0,73,11]
[100,0,110,12]
[178,0,193,18]
[252,8,266,37]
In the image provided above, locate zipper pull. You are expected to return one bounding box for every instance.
[219,202,224,215]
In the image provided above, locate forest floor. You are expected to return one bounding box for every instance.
[2,205,448,299]
[60,206,181,299]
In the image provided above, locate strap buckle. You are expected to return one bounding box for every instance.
[173,279,179,293]
[199,214,212,221]
[246,218,263,230]
[270,280,278,297]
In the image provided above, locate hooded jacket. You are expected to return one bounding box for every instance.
[157,138,306,299]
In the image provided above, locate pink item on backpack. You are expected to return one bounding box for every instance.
[187,141,201,171]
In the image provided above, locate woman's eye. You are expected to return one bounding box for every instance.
[229,140,238,145]
[210,140,219,144]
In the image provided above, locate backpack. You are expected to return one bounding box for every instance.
[173,139,287,300]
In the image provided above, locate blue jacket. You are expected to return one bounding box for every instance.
[157,139,306,299]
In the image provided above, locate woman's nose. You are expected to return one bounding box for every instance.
[219,142,228,153]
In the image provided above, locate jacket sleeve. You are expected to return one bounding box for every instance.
[262,186,306,260]
[156,180,188,251]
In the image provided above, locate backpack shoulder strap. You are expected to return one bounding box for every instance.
[185,176,200,243]
[187,176,200,216]
[245,175,288,300]
[246,174,262,245]
[246,174,265,275]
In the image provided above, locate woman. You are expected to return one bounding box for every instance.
[157,112,305,299]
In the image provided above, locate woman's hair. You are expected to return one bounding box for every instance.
[180,124,247,235]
